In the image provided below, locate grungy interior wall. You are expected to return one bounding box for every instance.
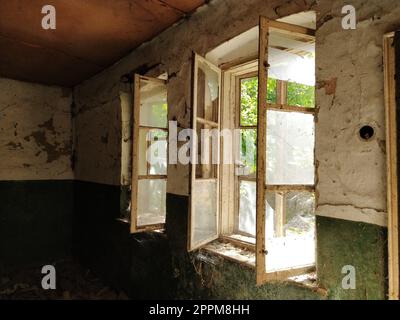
[72,0,396,299]
[1,0,395,299]
[0,77,73,267]
[315,0,400,299]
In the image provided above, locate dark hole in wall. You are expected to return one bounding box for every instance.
[359,125,375,141]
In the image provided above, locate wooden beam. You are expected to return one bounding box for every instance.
[256,16,269,285]
[130,74,141,233]
[384,32,400,300]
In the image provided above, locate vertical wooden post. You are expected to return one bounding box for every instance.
[256,16,269,285]
[385,32,400,300]
[130,74,141,233]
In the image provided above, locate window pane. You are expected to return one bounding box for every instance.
[137,179,166,226]
[266,110,315,185]
[265,191,315,272]
[138,129,168,176]
[287,82,315,108]
[192,180,218,247]
[138,129,148,176]
[148,130,168,175]
[240,77,277,126]
[195,123,218,179]
[237,129,257,177]
[196,59,219,122]
[139,79,168,128]
[238,181,256,236]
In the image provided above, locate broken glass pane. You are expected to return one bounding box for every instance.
[265,191,315,272]
[196,59,219,122]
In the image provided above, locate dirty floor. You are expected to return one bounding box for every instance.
[0,258,128,300]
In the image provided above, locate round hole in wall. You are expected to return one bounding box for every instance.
[359,125,375,141]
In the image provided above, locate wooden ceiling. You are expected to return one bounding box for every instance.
[0,0,205,87]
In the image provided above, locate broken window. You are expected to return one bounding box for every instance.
[188,16,316,284]
[256,17,316,283]
[131,75,168,233]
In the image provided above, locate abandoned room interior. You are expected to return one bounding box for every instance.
[0,0,400,301]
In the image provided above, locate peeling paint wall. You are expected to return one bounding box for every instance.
[313,0,399,299]
[74,0,317,191]
[316,0,400,226]
[0,77,74,267]
[0,77,73,180]
[72,0,394,299]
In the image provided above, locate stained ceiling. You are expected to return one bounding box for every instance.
[0,0,205,87]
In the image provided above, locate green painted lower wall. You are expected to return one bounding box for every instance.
[0,180,389,299]
[317,216,388,300]
[0,180,73,268]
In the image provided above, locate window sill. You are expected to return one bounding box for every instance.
[203,240,256,268]
[201,240,327,296]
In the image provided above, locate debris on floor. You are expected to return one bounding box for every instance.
[0,258,128,300]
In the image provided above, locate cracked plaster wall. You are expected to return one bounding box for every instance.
[74,0,317,191]
[316,0,400,227]
[74,0,396,224]
[0,77,73,181]
[72,0,393,299]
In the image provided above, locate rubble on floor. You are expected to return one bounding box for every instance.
[0,258,128,300]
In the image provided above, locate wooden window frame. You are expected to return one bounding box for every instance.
[234,71,258,239]
[187,18,317,282]
[256,17,317,284]
[384,31,400,300]
[233,72,316,242]
[131,74,168,233]
[188,53,222,251]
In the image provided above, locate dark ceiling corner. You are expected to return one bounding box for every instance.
[0,0,205,87]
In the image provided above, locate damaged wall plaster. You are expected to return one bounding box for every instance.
[316,0,400,226]
[0,77,73,180]
[74,0,395,223]
[73,0,317,193]
[71,0,392,299]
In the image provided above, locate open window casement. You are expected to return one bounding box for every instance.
[256,17,317,284]
[188,53,222,251]
[131,74,168,233]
